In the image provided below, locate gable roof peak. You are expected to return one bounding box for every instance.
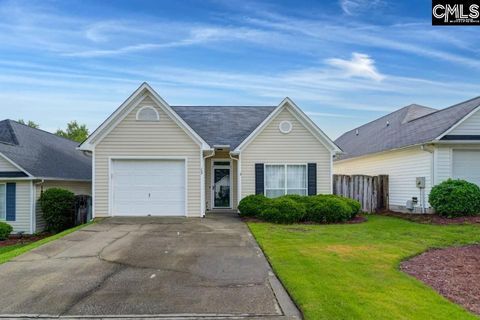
[0,119,19,146]
[401,104,437,124]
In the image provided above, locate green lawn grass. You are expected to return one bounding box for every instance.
[0,222,92,264]
[248,215,480,320]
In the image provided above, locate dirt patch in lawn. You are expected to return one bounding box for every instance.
[380,211,480,225]
[0,234,50,247]
[401,245,480,316]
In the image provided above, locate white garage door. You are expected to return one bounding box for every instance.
[452,150,480,186]
[111,159,186,216]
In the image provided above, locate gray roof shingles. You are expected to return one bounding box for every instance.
[0,120,91,180]
[335,96,480,160]
[171,106,276,149]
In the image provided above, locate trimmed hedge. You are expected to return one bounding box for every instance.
[40,188,76,232]
[238,194,361,224]
[260,197,306,224]
[304,196,352,223]
[0,222,12,240]
[429,179,480,217]
[237,194,271,217]
[313,195,361,219]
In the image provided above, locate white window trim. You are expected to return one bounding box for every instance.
[136,105,160,121]
[264,163,308,197]
[0,183,6,221]
[211,159,233,209]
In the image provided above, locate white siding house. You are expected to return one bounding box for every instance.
[334,98,480,213]
[334,147,432,211]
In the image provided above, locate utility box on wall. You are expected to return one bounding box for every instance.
[416,177,426,189]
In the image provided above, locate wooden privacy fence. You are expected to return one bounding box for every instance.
[333,174,389,213]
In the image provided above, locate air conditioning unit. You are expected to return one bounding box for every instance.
[406,197,418,211]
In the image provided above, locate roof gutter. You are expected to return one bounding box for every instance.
[432,139,480,144]
[334,142,434,163]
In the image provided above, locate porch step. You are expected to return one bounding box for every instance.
[206,209,238,214]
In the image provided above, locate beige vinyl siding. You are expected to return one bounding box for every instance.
[334,147,432,208]
[205,150,238,210]
[0,156,20,172]
[0,180,32,234]
[449,109,480,135]
[95,95,201,217]
[35,180,91,232]
[241,107,332,198]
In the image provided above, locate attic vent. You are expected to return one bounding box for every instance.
[355,129,359,136]
[386,121,390,127]
[136,106,159,121]
[279,121,292,134]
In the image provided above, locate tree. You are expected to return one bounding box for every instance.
[55,121,89,143]
[18,119,39,128]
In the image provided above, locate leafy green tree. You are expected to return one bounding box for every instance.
[18,119,40,128]
[55,121,89,143]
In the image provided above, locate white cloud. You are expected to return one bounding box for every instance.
[325,53,385,81]
[244,12,480,70]
[339,0,384,16]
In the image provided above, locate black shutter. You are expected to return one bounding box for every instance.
[307,163,317,196]
[6,182,16,221]
[255,163,264,195]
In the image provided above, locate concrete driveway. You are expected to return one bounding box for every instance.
[0,213,300,319]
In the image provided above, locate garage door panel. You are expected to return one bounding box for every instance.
[112,159,185,216]
[453,150,480,186]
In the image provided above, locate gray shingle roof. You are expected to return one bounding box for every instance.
[0,120,91,180]
[171,106,276,149]
[335,96,480,160]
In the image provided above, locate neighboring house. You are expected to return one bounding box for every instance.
[79,82,340,218]
[0,120,91,233]
[334,96,480,213]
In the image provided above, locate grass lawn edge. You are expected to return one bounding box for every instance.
[246,222,305,319]
[0,221,94,265]
[247,215,480,320]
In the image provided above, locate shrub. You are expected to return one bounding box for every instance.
[40,188,75,232]
[238,194,271,217]
[260,197,306,224]
[304,194,361,223]
[429,179,480,217]
[342,197,362,218]
[318,195,361,219]
[240,193,360,224]
[281,194,307,203]
[304,195,352,223]
[0,222,12,240]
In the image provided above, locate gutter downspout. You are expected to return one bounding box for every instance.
[421,144,435,214]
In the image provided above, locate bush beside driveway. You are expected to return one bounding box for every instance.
[248,215,480,320]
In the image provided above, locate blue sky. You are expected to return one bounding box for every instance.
[0,0,479,139]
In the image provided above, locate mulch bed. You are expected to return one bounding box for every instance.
[401,245,480,315]
[379,211,480,225]
[0,234,49,247]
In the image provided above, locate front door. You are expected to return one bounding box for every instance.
[212,161,231,208]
